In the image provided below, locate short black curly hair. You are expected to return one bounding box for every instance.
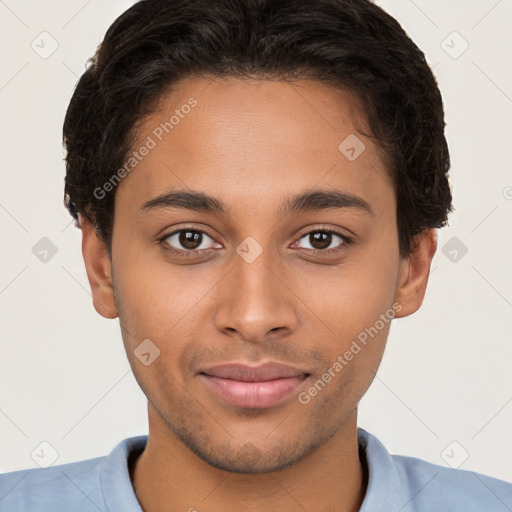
[63,0,453,259]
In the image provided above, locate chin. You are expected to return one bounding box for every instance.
[173,427,323,474]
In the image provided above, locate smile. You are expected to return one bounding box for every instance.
[198,362,310,408]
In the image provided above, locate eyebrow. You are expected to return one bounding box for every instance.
[138,188,374,217]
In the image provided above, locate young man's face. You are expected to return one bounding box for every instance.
[82,77,435,474]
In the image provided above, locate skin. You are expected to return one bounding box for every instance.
[79,76,437,512]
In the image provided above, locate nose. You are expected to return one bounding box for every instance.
[213,242,298,343]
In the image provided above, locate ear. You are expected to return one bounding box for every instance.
[393,229,437,318]
[79,213,118,319]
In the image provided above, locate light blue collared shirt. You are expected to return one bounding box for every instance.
[1,428,511,511]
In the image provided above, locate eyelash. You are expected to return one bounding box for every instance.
[158,226,354,258]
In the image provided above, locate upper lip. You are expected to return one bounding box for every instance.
[199,362,309,382]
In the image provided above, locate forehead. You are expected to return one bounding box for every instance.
[115,76,394,218]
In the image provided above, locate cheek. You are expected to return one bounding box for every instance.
[299,241,399,381]
[112,247,217,352]
[305,253,398,339]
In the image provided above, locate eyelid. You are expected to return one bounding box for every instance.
[294,226,354,252]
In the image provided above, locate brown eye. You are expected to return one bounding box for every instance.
[296,229,352,252]
[161,229,219,253]
[309,232,333,250]
[178,230,202,250]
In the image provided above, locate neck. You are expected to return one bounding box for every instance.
[131,404,368,512]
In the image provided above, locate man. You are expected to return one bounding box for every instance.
[1,0,511,510]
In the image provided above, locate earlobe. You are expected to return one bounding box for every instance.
[79,213,119,319]
[393,229,437,319]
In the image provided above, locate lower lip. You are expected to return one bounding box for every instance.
[200,374,308,408]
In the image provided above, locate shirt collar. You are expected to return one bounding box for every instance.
[100,428,403,511]
[357,427,404,511]
[101,434,147,511]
